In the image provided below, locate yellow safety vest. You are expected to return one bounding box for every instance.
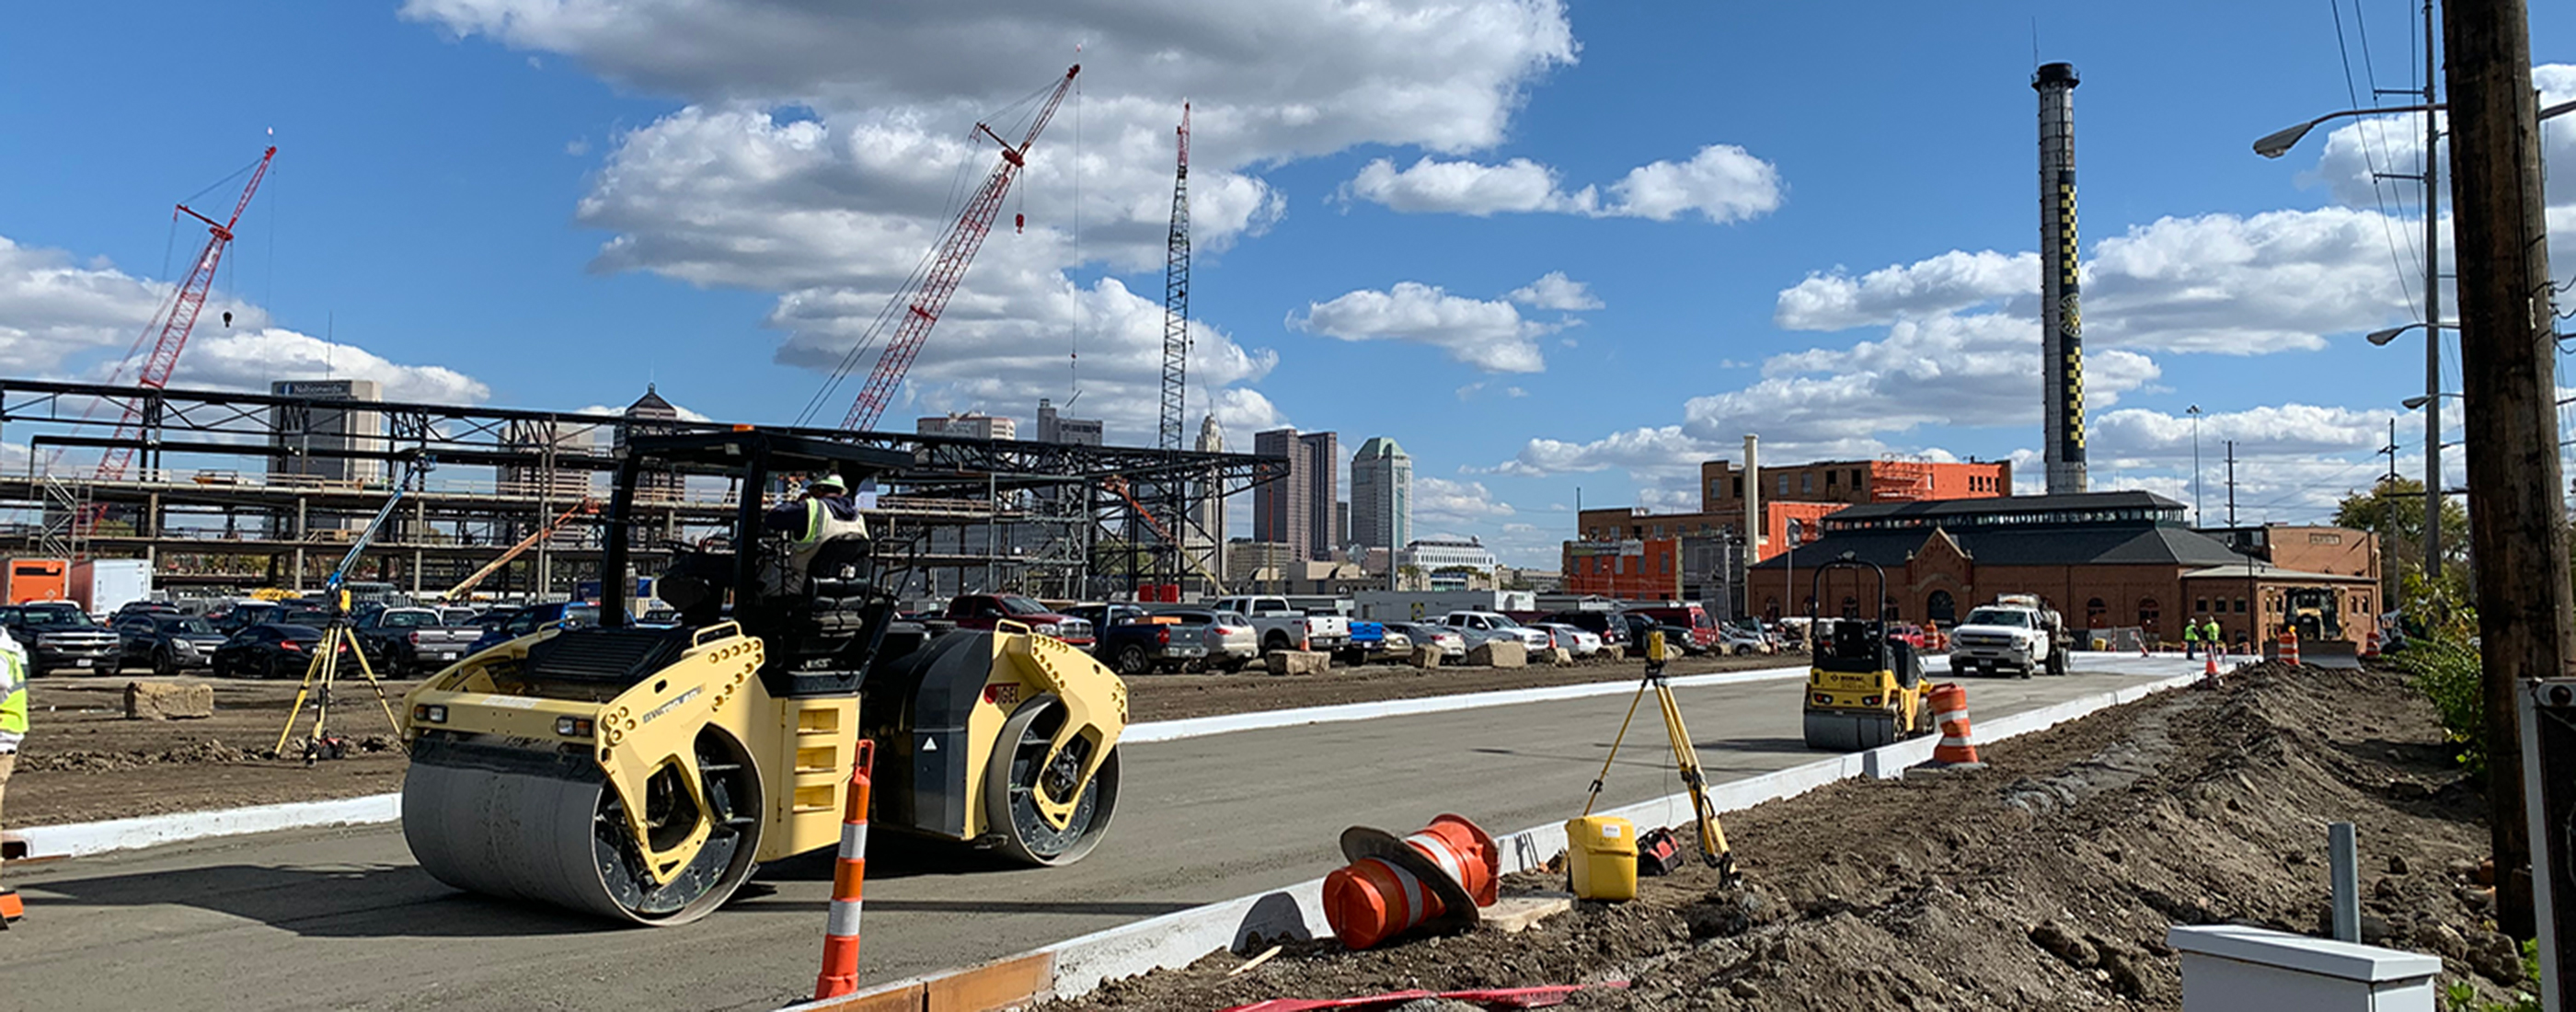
[0,634,26,749]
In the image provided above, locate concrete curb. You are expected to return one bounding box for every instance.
[12,664,1810,861]
[784,662,2216,1011]
[18,791,401,860]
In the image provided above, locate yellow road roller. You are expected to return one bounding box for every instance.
[1799,557,1938,752]
[399,430,1128,925]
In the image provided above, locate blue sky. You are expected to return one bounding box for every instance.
[3,1,2570,566]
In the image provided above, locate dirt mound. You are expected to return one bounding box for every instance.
[1047,666,2525,1010]
[22,738,256,772]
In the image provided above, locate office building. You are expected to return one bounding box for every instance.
[1035,398,1102,446]
[1349,437,1412,552]
[1253,428,1339,561]
[916,413,1018,442]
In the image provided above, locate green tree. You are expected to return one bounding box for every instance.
[2333,476,2471,575]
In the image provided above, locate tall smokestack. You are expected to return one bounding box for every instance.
[2035,61,2087,495]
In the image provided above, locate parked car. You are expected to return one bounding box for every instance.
[943,593,1095,650]
[1207,595,1352,654]
[355,606,482,674]
[2,603,123,675]
[1616,612,1704,658]
[213,623,359,679]
[1096,613,1211,674]
[114,613,230,675]
[1155,607,1259,672]
[1530,622,1603,657]
[1439,611,1553,652]
[466,602,604,654]
[1623,604,1720,653]
[1062,604,1148,653]
[210,601,284,633]
[1382,621,1466,661]
[279,604,333,628]
[1716,624,1773,656]
[1536,610,1627,650]
[111,601,182,623]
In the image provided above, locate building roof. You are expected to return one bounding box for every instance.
[1354,436,1407,459]
[1826,489,2183,523]
[2181,563,2377,583]
[625,384,677,418]
[1753,512,2248,571]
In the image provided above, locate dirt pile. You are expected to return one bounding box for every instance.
[22,738,257,773]
[1049,665,2527,1010]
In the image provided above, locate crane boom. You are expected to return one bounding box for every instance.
[843,65,1079,432]
[1158,104,1190,452]
[98,145,276,482]
[442,499,598,599]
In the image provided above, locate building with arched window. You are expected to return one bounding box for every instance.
[1749,490,2380,649]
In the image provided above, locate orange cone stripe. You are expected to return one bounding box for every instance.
[1405,832,1466,887]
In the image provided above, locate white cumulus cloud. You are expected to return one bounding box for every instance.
[1289,273,1599,374]
[1341,144,1782,223]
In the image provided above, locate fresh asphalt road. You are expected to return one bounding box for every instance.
[2,655,2197,1012]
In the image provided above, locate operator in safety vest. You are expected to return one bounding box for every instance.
[0,625,24,884]
[761,474,868,597]
[2182,616,2202,659]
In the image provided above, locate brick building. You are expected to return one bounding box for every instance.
[1700,456,2011,509]
[1748,491,2381,648]
[1562,456,2012,603]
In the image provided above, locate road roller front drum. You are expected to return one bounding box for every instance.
[404,729,762,926]
[983,696,1121,867]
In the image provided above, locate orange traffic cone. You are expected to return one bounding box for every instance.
[1322,814,1500,949]
[1925,683,1983,767]
[2361,629,2381,660]
[2279,630,2301,667]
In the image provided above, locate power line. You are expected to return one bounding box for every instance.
[2327,0,2425,319]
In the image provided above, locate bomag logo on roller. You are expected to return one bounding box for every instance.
[640,685,704,725]
[1812,672,1879,690]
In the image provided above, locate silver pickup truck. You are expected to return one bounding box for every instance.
[1208,595,1351,654]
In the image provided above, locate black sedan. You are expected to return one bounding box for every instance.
[113,614,231,675]
[211,624,359,680]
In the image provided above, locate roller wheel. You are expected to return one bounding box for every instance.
[984,697,1121,867]
[403,730,762,926]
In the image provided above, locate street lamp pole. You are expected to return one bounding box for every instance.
[2417,0,2442,581]
[2188,405,2204,524]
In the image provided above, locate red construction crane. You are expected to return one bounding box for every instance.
[839,65,1079,432]
[97,145,277,481]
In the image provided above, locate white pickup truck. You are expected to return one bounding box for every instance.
[1209,595,1351,654]
[1948,594,2071,678]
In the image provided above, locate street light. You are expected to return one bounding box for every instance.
[2402,392,2462,411]
[2187,405,2204,525]
[2253,98,2574,158]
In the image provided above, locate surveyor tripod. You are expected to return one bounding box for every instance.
[1582,629,1742,884]
[272,606,401,765]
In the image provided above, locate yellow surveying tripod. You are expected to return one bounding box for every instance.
[272,456,422,764]
[1581,628,1742,883]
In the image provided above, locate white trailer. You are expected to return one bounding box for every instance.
[1351,590,1537,622]
[72,558,152,616]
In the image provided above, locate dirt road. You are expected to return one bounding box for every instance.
[1051,662,2531,1010]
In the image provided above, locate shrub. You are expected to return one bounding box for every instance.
[2395,633,2490,777]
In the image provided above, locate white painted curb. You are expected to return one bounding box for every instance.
[18,792,401,860]
[15,663,1810,860]
[833,661,2221,1008]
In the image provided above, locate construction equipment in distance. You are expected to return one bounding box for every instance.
[399,430,1130,925]
[833,65,1079,433]
[439,497,597,600]
[1800,557,1938,751]
[96,145,277,484]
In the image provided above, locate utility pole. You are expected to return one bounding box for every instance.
[2225,441,2237,527]
[2419,0,2444,581]
[2444,0,2561,942]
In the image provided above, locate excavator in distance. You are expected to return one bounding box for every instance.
[398,430,1130,925]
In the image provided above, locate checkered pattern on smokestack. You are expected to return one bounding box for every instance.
[2035,62,2087,495]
